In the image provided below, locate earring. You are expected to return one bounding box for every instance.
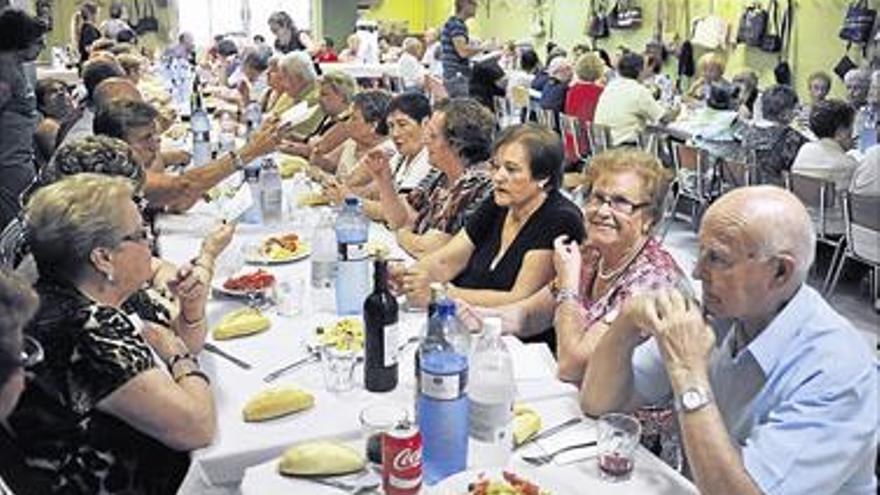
[106,271,115,283]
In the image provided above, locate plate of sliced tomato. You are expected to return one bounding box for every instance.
[213,268,277,297]
[435,468,573,495]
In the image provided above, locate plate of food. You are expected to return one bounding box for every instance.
[435,467,572,495]
[214,268,277,297]
[244,233,310,264]
[314,318,365,352]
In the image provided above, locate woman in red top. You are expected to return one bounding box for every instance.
[563,52,605,163]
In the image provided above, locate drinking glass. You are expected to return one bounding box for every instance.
[274,277,306,317]
[597,413,641,481]
[359,404,409,464]
[321,346,357,393]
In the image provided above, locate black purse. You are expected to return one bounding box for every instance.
[588,0,611,39]
[133,0,159,35]
[839,0,876,44]
[736,4,768,47]
[610,0,643,30]
[760,0,783,53]
[834,52,858,80]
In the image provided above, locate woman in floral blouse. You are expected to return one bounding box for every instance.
[6,175,215,494]
[365,97,495,258]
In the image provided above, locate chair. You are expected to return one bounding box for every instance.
[535,108,559,131]
[784,172,844,290]
[718,157,755,193]
[585,122,612,156]
[493,96,520,129]
[559,114,586,164]
[826,192,880,304]
[670,142,714,230]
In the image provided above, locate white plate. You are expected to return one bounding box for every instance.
[244,242,311,265]
[431,466,576,495]
[212,271,277,298]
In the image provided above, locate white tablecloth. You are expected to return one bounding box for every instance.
[319,62,400,79]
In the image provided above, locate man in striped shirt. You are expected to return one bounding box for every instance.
[440,0,479,97]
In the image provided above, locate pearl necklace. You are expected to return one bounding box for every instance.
[597,237,649,281]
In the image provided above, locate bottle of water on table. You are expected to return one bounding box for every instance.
[259,157,283,226]
[468,317,515,468]
[418,298,470,485]
[856,105,878,152]
[335,197,369,315]
[311,209,338,313]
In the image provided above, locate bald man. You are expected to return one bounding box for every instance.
[582,186,878,494]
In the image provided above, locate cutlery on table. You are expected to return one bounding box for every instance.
[302,476,380,494]
[202,342,252,370]
[520,441,598,467]
[263,346,320,383]
[514,417,583,451]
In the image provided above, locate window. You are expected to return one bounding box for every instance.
[178,0,311,47]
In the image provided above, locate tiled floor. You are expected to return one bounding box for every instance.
[661,220,879,349]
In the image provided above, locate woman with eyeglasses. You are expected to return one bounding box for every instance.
[0,270,39,495]
[460,149,686,382]
[5,174,215,494]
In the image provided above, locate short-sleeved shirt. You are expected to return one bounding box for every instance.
[593,77,667,146]
[735,121,809,185]
[440,15,471,79]
[406,163,494,235]
[632,285,879,495]
[454,190,585,290]
[579,237,685,330]
[6,279,190,495]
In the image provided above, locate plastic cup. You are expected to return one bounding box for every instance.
[597,413,641,481]
[321,346,357,393]
[359,404,409,464]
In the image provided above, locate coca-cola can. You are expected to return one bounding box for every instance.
[381,420,422,495]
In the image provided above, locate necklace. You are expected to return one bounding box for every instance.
[597,237,649,281]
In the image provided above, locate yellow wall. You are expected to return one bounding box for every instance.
[467,0,870,101]
[365,0,452,34]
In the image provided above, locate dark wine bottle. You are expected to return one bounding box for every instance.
[364,257,399,392]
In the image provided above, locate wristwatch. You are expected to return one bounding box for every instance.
[674,386,713,413]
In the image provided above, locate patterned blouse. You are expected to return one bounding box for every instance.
[406,162,494,235]
[6,279,189,495]
[578,237,687,330]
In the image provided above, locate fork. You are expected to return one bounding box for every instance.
[520,441,598,466]
[513,417,582,451]
[305,476,380,493]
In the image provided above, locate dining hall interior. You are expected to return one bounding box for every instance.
[0,0,877,494]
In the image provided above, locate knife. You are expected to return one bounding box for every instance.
[514,416,583,451]
[263,350,320,383]
[203,342,252,370]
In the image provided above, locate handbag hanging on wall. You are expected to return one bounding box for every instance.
[773,0,793,85]
[839,0,877,44]
[736,3,768,47]
[587,0,611,39]
[610,0,643,29]
[133,0,159,35]
[760,0,783,53]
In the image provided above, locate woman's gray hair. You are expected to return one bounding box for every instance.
[279,51,317,83]
[25,174,135,283]
[760,84,799,124]
[320,71,358,103]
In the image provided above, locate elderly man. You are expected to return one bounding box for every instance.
[582,186,878,494]
[845,68,871,111]
[277,50,326,137]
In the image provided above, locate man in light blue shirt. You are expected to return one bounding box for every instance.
[582,185,878,494]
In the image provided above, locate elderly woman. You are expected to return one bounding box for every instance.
[732,70,759,120]
[539,57,572,113]
[686,52,728,102]
[565,52,605,125]
[366,97,496,257]
[792,99,857,190]
[462,150,685,382]
[6,174,215,494]
[399,124,584,308]
[328,92,432,213]
[33,78,80,168]
[736,84,808,184]
[280,71,358,157]
[844,68,871,110]
[277,51,326,137]
[310,89,395,181]
[268,11,314,54]
[0,9,47,231]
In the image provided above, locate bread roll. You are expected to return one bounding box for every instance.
[512,405,542,446]
[212,308,270,340]
[278,441,365,476]
[242,387,315,422]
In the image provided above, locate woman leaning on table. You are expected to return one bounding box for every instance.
[461,149,686,383]
[4,174,215,494]
[397,123,584,308]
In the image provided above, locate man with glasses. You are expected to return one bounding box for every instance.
[582,186,878,494]
[0,270,40,494]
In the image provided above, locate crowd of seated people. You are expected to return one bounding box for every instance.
[0,5,876,495]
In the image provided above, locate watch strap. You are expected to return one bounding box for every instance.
[674,386,714,413]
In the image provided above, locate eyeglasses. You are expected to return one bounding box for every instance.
[585,190,649,215]
[20,336,44,369]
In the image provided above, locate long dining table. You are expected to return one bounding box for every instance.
[157,178,696,494]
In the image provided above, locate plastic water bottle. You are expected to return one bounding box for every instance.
[259,157,283,226]
[241,164,262,224]
[335,197,369,315]
[468,317,515,468]
[856,105,877,152]
[311,209,338,313]
[190,77,212,167]
[418,298,470,485]
[245,102,262,138]
[218,113,237,154]
[414,283,448,418]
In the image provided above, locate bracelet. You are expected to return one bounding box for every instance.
[555,287,579,305]
[168,352,198,370]
[190,256,214,275]
[174,369,211,386]
[180,312,206,327]
[228,150,245,170]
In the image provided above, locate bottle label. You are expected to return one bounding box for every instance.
[469,398,513,442]
[384,323,399,367]
[339,242,367,261]
[420,369,466,401]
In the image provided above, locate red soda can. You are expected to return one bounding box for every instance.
[382,420,422,495]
